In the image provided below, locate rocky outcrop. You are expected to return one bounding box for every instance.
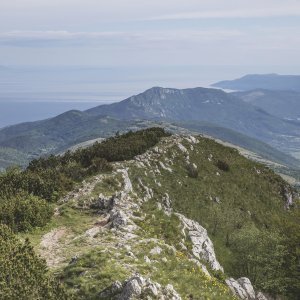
[226,277,269,300]
[283,186,294,209]
[176,213,223,272]
[98,275,181,300]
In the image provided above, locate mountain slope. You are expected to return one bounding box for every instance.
[1,115,300,172]
[15,131,299,299]
[87,86,300,156]
[0,111,141,165]
[212,74,300,91]
[1,87,300,170]
[233,89,300,121]
[177,121,300,169]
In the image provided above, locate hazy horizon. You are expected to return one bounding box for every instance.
[1,0,300,126]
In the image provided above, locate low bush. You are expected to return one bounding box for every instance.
[0,225,69,299]
[215,160,230,172]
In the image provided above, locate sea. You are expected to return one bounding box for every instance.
[0,101,106,129]
[1,64,293,128]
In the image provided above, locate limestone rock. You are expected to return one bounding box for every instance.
[256,292,269,300]
[99,276,182,300]
[150,246,162,255]
[159,161,173,173]
[110,210,128,228]
[226,277,259,300]
[176,213,223,272]
[162,193,173,215]
[237,278,256,299]
[177,143,188,153]
[120,277,143,299]
[226,278,249,299]
[119,169,133,194]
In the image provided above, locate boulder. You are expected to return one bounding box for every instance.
[110,210,128,228]
[226,277,261,300]
[226,278,249,299]
[237,277,256,299]
[176,213,223,272]
[150,246,162,255]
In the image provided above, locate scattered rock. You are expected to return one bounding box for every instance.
[185,135,198,144]
[99,276,181,300]
[144,256,151,263]
[150,246,162,255]
[214,196,221,204]
[138,178,153,201]
[85,226,101,237]
[283,186,294,209]
[162,193,172,215]
[177,143,188,154]
[159,161,173,173]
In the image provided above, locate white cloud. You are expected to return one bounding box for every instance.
[0,29,243,47]
[0,0,300,68]
[146,6,300,21]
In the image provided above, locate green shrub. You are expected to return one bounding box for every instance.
[0,225,70,299]
[0,192,53,232]
[186,163,199,178]
[215,160,230,172]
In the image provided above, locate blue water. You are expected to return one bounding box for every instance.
[1,65,298,128]
[0,101,104,129]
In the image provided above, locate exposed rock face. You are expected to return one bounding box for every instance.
[237,278,256,299]
[159,161,173,173]
[256,292,269,300]
[110,210,128,228]
[283,186,294,209]
[88,168,138,231]
[226,277,268,300]
[162,193,172,215]
[177,143,188,154]
[98,275,182,300]
[176,213,224,272]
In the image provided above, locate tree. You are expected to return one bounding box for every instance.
[230,225,296,297]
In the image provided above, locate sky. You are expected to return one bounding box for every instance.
[0,0,300,68]
[0,0,300,104]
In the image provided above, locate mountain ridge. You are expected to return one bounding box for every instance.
[1,86,300,171]
[233,89,300,121]
[6,129,298,299]
[86,86,300,157]
[212,74,300,91]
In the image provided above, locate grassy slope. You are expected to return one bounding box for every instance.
[128,136,296,277]
[19,134,298,299]
[177,121,300,169]
[20,171,235,300]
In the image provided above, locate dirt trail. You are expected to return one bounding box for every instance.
[40,227,67,267]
